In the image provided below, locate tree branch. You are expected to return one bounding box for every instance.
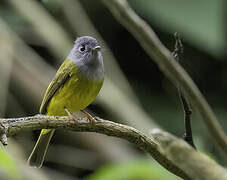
[0,115,227,180]
[101,0,227,155]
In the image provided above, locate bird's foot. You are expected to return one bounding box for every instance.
[64,107,72,116]
[81,110,96,125]
[65,108,96,124]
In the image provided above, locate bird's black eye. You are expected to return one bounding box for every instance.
[79,45,86,52]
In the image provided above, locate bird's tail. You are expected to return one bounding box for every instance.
[28,129,55,168]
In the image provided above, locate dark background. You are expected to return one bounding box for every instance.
[0,0,226,179]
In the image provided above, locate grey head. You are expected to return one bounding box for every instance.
[68,36,104,81]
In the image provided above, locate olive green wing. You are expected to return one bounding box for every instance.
[39,59,75,114]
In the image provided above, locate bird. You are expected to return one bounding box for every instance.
[28,36,104,168]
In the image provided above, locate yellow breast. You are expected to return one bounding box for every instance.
[46,70,103,116]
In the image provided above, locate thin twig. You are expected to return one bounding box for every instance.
[179,90,196,148]
[172,33,196,149]
[101,0,227,155]
[172,32,184,61]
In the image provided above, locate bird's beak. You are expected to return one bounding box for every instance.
[92,46,101,52]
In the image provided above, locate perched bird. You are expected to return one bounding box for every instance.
[28,36,104,168]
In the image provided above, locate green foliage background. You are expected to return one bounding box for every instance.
[0,0,226,179]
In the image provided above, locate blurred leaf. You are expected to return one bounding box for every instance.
[130,0,226,58]
[41,0,63,13]
[0,146,21,180]
[85,160,181,180]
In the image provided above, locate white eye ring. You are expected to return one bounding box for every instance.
[79,45,86,52]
